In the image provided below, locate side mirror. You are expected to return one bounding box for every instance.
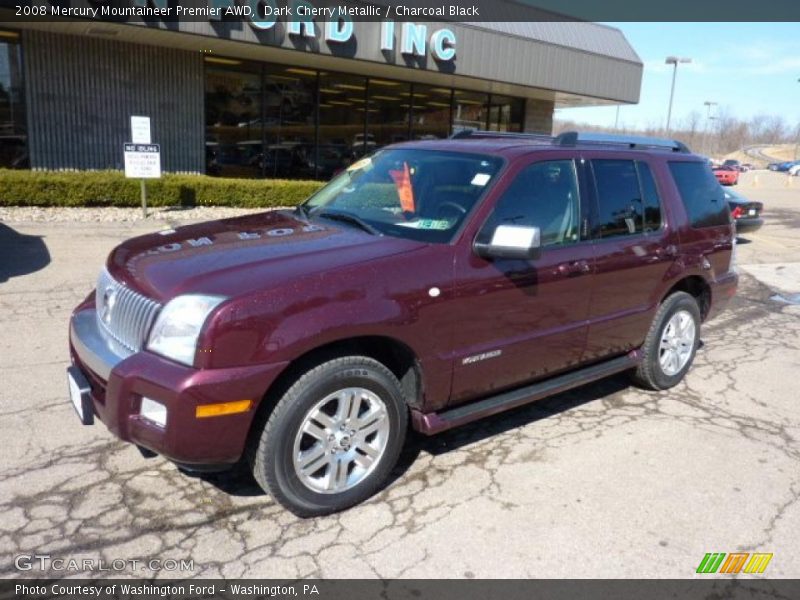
[474,224,541,260]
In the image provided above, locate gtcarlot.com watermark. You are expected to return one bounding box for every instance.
[15,554,195,573]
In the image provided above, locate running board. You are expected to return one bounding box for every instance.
[411,350,641,435]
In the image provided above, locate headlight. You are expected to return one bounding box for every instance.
[147,294,226,366]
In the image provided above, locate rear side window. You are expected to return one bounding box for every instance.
[636,161,662,232]
[591,160,644,238]
[668,161,730,228]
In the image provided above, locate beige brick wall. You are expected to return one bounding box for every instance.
[523,99,555,134]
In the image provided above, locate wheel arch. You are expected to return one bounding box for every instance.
[245,335,423,455]
[662,275,711,321]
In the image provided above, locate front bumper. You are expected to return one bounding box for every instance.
[69,309,288,467]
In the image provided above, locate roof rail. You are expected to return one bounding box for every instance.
[450,129,692,153]
[450,129,554,142]
[554,131,690,153]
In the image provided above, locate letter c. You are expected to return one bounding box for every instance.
[431,28,456,60]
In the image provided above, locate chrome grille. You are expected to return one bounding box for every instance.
[95,269,162,352]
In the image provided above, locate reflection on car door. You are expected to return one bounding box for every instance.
[583,156,678,360]
[448,157,595,405]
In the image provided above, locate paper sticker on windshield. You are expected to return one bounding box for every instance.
[389,162,416,213]
[471,173,491,186]
[396,219,450,230]
[347,157,372,172]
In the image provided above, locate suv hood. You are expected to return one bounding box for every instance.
[106,210,422,300]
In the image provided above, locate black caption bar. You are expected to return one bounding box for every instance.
[4,580,800,600]
[1,0,800,22]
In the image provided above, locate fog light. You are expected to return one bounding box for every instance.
[140,397,167,428]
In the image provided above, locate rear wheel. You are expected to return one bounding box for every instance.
[249,356,407,517]
[631,291,701,390]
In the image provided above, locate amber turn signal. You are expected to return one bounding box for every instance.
[195,399,253,418]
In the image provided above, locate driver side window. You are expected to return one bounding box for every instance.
[478,159,581,247]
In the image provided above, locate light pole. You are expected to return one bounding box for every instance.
[703,101,717,156]
[665,56,692,135]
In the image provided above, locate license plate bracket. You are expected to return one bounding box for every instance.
[67,366,94,425]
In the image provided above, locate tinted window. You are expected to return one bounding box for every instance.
[668,161,730,228]
[636,161,662,232]
[0,36,27,169]
[591,160,643,238]
[304,149,503,244]
[478,160,580,247]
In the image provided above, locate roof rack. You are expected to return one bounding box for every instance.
[451,128,691,153]
[554,131,691,153]
[450,129,554,143]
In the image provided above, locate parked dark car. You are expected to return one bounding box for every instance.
[68,131,737,516]
[724,188,763,234]
[771,161,800,172]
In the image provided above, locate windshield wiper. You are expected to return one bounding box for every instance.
[314,210,381,236]
[294,204,311,219]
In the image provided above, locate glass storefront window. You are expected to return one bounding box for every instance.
[204,56,526,180]
[0,31,27,169]
[410,85,452,141]
[205,59,263,178]
[367,78,411,151]
[316,71,368,177]
[452,90,489,134]
[488,95,525,132]
[263,65,316,179]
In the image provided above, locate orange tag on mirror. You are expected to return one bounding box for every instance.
[389,162,415,214]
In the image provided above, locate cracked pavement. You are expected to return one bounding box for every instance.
[1,171,799,579]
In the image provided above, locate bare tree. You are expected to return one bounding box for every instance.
[553,107,798,160]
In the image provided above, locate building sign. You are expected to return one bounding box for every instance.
[127,0,458,62]
[37,0,458,66]
[253,17,457,61]
[124,144,161,178]
[219,10,457,62]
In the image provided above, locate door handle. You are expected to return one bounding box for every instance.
[557,260,591,276]
[647,244,678,262]
[654,245,678,258]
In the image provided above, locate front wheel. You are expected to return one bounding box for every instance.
[249,356,407,517]
[631,291,701,390]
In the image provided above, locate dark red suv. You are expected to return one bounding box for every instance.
[68,131,737,516]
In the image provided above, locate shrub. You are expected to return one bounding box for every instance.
[0,170,324,208]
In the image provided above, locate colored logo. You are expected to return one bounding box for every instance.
[696,552,773,574]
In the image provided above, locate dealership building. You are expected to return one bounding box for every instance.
[0,8,642,179]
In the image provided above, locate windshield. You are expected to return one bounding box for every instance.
[302,148,504,243]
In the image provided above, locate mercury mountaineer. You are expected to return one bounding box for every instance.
[68,131,737,516]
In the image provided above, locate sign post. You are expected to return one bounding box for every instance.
[125,116,159,218]
[140,179,148,219]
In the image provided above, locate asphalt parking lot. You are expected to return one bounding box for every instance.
[1,170,799,579]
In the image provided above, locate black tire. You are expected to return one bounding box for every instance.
[630,291,701,391]
[249,356,407,517]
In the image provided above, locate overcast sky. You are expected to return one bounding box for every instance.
[557,22,800,130]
